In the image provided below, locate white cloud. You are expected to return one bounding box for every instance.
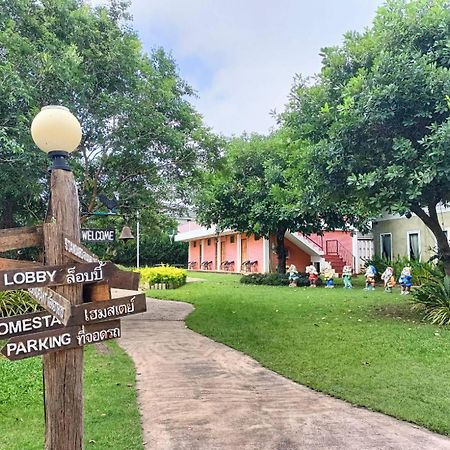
[92,0,384,136]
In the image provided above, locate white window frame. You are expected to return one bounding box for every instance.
[407,231,421,261]
[379,233,392,260]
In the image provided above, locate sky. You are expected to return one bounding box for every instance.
[94,1,385,136]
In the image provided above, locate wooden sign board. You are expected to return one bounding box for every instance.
[0,261,118,291]
[27,287,72,325]
[64,237,140,290]
[64,237,98,263]
[71,292,146,326]
[0,226,43,253]
[1,319,121,361]
[0,310,63,340]
[0,258,42,270]
[0,292,145,340]
[81,229,115,243]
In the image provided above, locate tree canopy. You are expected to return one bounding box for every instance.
[0,0,220,232]
[194,133,351,273]
[283,0,450,272]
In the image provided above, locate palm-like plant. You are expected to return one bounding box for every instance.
[412,276,450,325]
[0,290,41,317]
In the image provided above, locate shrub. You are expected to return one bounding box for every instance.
[365,256,443,285]
[135,265,187,288]
[0,290,41,317]
[411,276,450,325]
[240,272,321,287]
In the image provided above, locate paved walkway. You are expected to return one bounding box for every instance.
[119,298,450,450]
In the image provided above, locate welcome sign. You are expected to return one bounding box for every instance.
[81,229,115,242]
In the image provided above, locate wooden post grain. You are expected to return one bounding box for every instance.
[43,170,83,450]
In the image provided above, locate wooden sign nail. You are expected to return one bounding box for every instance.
[1,319,121,361]
[0,310,64,340]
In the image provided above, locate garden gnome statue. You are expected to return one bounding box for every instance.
[399,266,413,295]
[306,264,319,288]
[322,262,335,288]
[288,264,299,287]
[381,266,395,293]
[342,265,353,289]
[364,265,377,290]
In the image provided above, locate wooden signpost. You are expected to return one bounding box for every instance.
[0,194,145,449]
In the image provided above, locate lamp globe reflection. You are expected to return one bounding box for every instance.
[31,105,82,171]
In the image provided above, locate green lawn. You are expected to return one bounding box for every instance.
[0,342,143,450]
[148,272,450,435]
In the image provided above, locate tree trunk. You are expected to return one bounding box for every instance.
[275,228,287,274]
[0,195,15,229]
[410,203,450,276]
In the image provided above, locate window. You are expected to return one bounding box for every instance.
[408,232,420,261]
[230,235,235,244]
[380,233,392,260]
[193,241,197,248]
[207,239,211,246]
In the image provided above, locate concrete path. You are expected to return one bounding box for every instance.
[119,298,450,450]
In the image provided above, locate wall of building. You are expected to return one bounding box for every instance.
[202,238,217,269]
[285,239,311,272]
[268,236,312,272]
[372,211,450,261]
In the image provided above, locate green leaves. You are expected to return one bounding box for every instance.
[0,0,220,230]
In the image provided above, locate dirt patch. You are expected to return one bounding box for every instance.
[372,302,424,322]
[93,342,113,356]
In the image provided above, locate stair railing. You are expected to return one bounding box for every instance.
[325,240,353,268]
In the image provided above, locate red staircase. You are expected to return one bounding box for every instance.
[325,254,345,274]
[324,240,352,275]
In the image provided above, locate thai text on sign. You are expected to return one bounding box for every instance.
[0,261,110,291]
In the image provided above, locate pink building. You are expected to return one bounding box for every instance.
[176,221,371,274]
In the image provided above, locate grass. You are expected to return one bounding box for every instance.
[148,271,450,435]
[0,342,143,450]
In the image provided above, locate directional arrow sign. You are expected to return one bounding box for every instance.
[27,287,72,325]
[63,237,140,290]
[0,310,63,340]
[1,320,121,361]
[0,261,122,291]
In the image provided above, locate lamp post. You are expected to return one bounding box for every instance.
[136,211,140,269]
[31,105,83,450]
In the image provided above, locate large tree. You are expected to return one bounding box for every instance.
[284,0,450,273]
[0,0,219,230]
[194,133,349,273]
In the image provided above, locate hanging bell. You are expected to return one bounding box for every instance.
[119,225,134,242]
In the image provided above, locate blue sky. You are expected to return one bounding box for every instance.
[93,1,385,136]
